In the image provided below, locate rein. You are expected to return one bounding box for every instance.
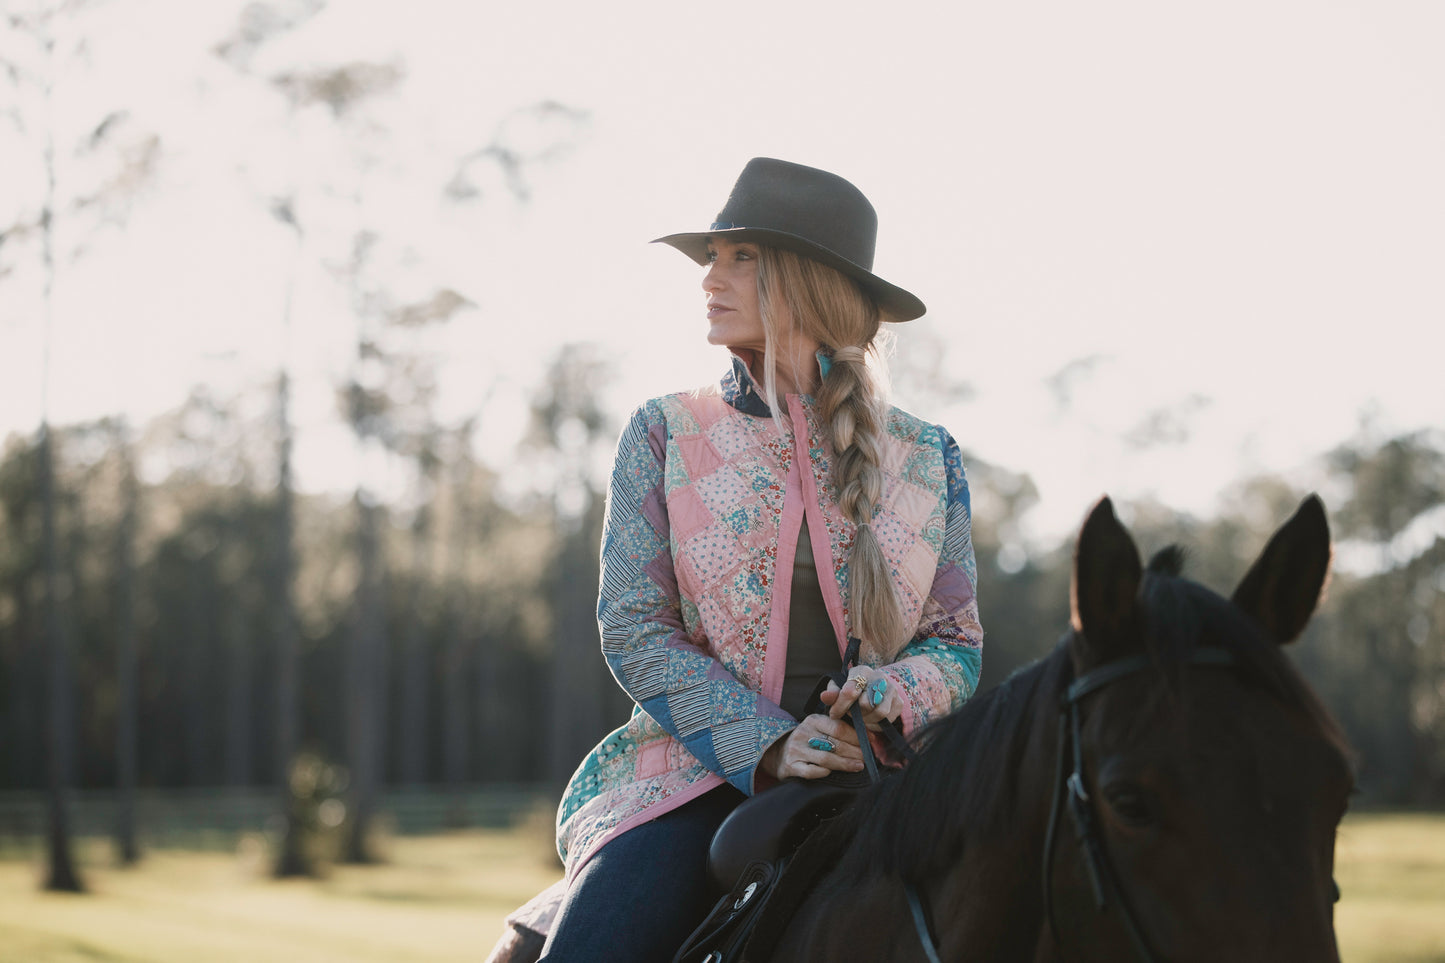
[1041,644,1238,963]
[833,639,943,963]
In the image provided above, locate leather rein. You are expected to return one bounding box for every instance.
[828,638,943,963]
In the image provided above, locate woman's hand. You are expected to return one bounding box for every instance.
[759,714,866,781]
[820,666,901,732]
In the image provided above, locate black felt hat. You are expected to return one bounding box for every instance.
[653,158,926,322]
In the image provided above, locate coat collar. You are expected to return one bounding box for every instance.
[721,354,774,417]
[720,350,832,418]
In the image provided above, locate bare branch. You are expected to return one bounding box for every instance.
[271,60,404,116]
[78,109,128,152]
[70,132,161,219]
[1123,395,1213,450]
[390,289,473,328]
[269,196,298,229]
[447,100,589,203]
[1045,353,1110,410]
[214,0,327,71]
[0,215,42,250]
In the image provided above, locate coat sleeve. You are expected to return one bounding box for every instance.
[879,426,984,736]
[596,403,797,795]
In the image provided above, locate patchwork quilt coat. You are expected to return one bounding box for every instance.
[556,358,984,878]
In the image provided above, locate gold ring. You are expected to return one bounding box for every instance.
[851,676,868,693]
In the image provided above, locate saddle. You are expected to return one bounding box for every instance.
[708,754,877,889]
[674,643,911,963]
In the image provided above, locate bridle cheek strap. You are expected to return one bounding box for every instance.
[1044,647,1239,963]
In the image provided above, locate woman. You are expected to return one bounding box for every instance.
[502,158,983,963]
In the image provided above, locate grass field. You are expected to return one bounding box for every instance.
[1335,812,1445,963]
[0,811,1440,961]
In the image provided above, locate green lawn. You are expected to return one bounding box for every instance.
[1335,812,1445,963]
[0,829,564,963]
[0,811,1440,961]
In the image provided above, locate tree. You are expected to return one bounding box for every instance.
[110,420,140,864]
[1317,431,1445,801]
[212,0,330,878]
[1,0,161,892]
[522,344,623,785]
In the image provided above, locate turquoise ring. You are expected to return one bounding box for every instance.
[807,737,836,753]
[867,678,888,705]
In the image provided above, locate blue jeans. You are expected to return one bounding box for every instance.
[538,786,743,963]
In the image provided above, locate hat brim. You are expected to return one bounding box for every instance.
[652,227,926,323]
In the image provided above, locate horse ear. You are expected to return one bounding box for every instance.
[1070,496,1144,668]
[1231,494,1332,645]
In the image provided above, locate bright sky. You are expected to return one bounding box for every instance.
[2,0,1442,544]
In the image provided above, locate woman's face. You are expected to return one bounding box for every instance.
[702,237,765,351]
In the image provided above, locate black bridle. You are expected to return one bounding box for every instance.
[829,642,1338,963]
[1040,646,1238,963]
[883,649,1240,963]
[853,643,1244,963]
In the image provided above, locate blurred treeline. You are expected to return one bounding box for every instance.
[1,397,1441,805]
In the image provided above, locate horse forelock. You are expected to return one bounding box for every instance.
[1147,544,1188,577]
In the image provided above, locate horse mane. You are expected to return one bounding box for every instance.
[830,546,1350,883]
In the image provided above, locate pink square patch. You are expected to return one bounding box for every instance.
[695,592,730,642]
[871,512,917,568]
[901,537,939,608]
[694,465,753,517]
[636,740,671,779]
[683,524,743,588]
[669,485,714,542]
[890,481,940,531]
[678,433,724,480]
[706,415,756,460]
[877,433,911,477]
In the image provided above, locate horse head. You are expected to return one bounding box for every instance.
[1054,495,1352,961]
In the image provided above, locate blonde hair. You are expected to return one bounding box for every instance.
[755,247,908,658]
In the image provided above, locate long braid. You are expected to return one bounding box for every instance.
[818,345,907,656]
[758,248,908,658]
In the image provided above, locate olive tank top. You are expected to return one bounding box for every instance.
[780,516,842,719]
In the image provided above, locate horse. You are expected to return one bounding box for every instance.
[757,494,1353,961]
[490,494,1353,962]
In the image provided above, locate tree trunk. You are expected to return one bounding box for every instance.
[445,464,474,813]
[6,582,39,790]
[40,426,83,893]
[225,600,252,787]
[546,503,605,789]
[271,371,310,878]
[36,35,80,884]
[184,561,212,785]
[397,505,431,787]
[114,432,140,865]
[344,495,386,863]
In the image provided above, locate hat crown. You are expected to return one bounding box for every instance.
[711,158,878,270]
[651,157,925,322]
